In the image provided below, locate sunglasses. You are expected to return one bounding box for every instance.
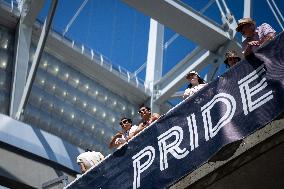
[120,119,130,125]
[138,108,149,114]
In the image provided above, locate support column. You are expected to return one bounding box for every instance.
[204,58,222,82]
[243,0,252,18]
[10,0,45,118]
[243,0,253,41]
[15,0,58,119]
[10,22,32,118]
[145,19,164,112]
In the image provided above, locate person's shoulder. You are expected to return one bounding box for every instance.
[259,23,272,27]
[90,151,104,158]
[77,152,87,162]
[90,151,101,155]
[184,88,191,92]
[185,87,194,92]
[78,151,87,157]
[131,125,138,130]
[152,113,160,118]
[258,23,274,30]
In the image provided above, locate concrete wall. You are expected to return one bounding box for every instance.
[0,142,78,189]
[171,116,284,189]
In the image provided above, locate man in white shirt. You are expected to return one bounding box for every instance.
[109,117,138,149]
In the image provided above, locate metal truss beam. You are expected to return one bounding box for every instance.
[145,19,164,112]
[122,0,234,51]
[154,48,218,103]
[20,0,45,26]
[10,0,45,118]
[153,38,241,104]
[244,0,253,18]
[15,0,58,120]
[145,19,164,91]
[10,22,32,118]
[204,58,222,82]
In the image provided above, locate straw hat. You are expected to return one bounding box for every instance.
[236,18,256,32]
[224,50,241,64]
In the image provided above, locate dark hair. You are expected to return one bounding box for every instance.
[85,148,92,152]
[187,75,205,89]
[224,62,230,68]
[139,105,151,111]
[120,117,132,124]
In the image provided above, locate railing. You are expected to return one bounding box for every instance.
[43,23,149,93]
[2,0,148,94]
[42,175,68,189]
[64,32,284,189]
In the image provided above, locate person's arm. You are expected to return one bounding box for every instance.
[128,123,146,139]
[242,38,259,56]
[150,113,160,123]
[114,137,126,146]
[109,132,125,149]
[243,41,260,56]
[183,88,190,99]
[262,32,275,44]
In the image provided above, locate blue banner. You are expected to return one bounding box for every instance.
[66,32,284,189]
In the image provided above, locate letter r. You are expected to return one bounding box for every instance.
[158,126,189,171]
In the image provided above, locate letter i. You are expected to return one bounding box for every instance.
[187,114,199,151]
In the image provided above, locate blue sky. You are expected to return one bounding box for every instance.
[38,0,284,84]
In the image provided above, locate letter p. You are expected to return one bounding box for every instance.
[132,146,155,189]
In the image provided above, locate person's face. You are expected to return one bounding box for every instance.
[227,57,239,67]
[138,107,150,117]
[187,74,199,85]
[120,119,131,131]
[240,24,254,37]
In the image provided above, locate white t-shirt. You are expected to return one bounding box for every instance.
[76,151,104,170]
[115,125,138,144]
[183,84,207,98]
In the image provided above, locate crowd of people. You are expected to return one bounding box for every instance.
[183,17,276,99]
[76,17,277,174]
[76,105,160,174]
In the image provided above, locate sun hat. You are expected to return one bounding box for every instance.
[224,50,241,64]
[236,18,256,32]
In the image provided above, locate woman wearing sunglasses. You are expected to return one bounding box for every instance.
[183,71,207,99]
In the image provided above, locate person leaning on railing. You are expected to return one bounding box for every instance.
[183,71,207,99]
[236,17,276,56]
[134,106,160,135]
[76,149,104,174]
[109,117,138,149]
